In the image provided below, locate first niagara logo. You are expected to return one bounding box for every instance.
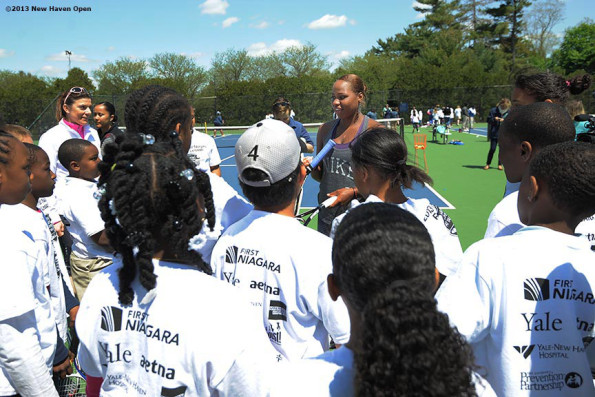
[225,245,239,264]
[524,278,550,301]
[101,306,123,332]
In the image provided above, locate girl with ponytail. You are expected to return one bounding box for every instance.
[76,134,277,396]
[329,127,463,281]
[273,203,490,396]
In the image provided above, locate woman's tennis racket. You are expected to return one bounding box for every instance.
[295,196,337,226]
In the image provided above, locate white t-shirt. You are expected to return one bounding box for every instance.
[210,210,350,361]
[5,204,68,340]
[485,192,595,246]
[273,346,496,397]
[188,130,222,173]
[436,226,595,396]
[330,195,463,277]
[0,207,57,395]
[57,176,112,259]
[484,190,523,238]
[76,258,278,396]
[191,173,253,265]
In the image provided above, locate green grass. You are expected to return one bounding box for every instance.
[303,123,506,250]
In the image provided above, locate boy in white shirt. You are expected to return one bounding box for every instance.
[437,141,595,396]
[484,102,576,239]
[56,139,112,300]
[0,132,59,396]
[188,108,222,176]
[210,119,350,361]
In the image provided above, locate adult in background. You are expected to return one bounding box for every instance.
[410,106,422,133]
[484,98,510,170]
[213,110,225,137]
[461,104,469,131]
[272,97,314,153]
[455,105,462,126]
[38,87,100,233]
[310,74,381,236]
[468,105,476,130]
[365,108,377,120]
[93,101,124,154]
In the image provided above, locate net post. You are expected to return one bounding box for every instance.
[400,119,405,138]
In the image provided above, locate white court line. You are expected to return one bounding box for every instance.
[221,154,235,162]
[425,184,456,210]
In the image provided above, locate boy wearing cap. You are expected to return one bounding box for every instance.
[210,119,350,362]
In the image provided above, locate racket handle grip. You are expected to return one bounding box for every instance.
[306,140,336,174]
[321,196,338,208]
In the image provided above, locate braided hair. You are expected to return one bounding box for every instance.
[333,203,476,397]
[351,126,433,189]
[98,133,212,305]
[515,72,591,104]
[123,85,216,231]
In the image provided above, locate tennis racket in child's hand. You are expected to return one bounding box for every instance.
[295,196,338,226]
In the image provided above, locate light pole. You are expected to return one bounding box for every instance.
[65,50,72,71]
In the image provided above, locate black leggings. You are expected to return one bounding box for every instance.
[486,138,501,166]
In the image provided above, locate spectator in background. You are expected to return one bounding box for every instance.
[273,97,314,153]
[468,105,476,130]
[455,105,462,126]
[484,98,511,170]
[366,108,377,120]
[213,110,225,137]
[410,106,422,133]
[461,104,469,132]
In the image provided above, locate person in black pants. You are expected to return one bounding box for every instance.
[484,98,511,170]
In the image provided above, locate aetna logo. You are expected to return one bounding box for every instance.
[524,278,550,301]
[101,306,123,332]
[514,345,535,359]
[225,246,239,264]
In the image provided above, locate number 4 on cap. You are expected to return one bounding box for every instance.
[248,145,259,160]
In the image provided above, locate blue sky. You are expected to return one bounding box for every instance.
[0,0,591,80]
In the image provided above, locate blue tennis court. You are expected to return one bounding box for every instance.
[215,132,454,209]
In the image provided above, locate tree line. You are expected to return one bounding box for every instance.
[1,0,593,133]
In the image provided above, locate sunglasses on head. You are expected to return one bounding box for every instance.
[273,101,290,108]
[64,87,90,104]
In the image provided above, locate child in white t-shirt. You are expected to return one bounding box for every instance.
[437,141,595,396]
[273,203,489,396]
[0,132,59,396]
[210,119,350,362]
[188,108,222,176]
[485,102,577,239]
[77,133,277,396]
[56,139,112,300]
[330,126,463,282]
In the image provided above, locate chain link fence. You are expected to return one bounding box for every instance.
[22,86,595,140]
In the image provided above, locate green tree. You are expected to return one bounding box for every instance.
[551,19,595,75]
[94,58,149,95]
[52,67,96,94]
[148,53,208,99]
[483,0,532,72]
[0,71,52,126]
[280,43,330,78]
[210,49,252,85]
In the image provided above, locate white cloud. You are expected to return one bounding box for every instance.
[0,49,15,58]
[307,14,348,30]
[46,52,92,62]
[181,51,204,58]
[39,65,65,77]
[332,50,350,60]
[247,39,302,57]
[199,0,228,15]
[106,46,115,52]
[251,21,269,29]
[222,16,239,28]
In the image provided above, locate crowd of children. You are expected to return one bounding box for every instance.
[0,69,593,396]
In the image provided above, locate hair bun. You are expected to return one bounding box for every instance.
[569,74,592,95]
